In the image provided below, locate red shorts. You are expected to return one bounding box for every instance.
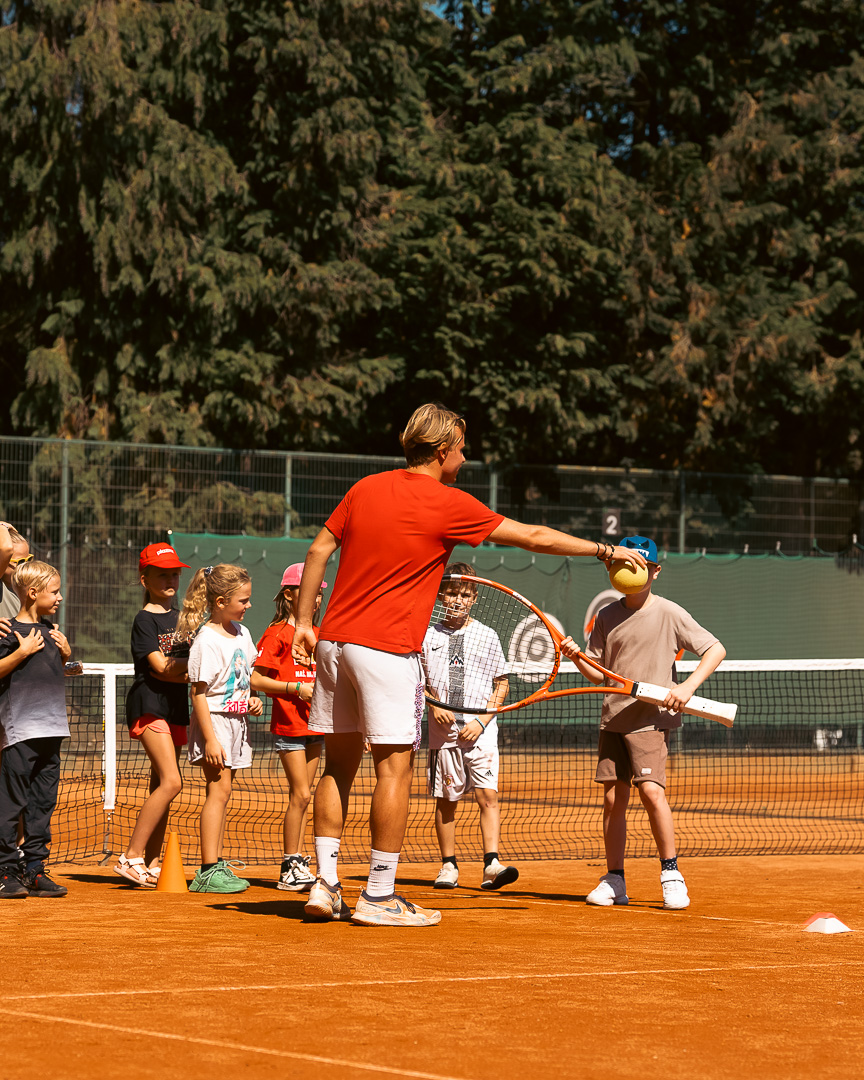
[129,714,188,747]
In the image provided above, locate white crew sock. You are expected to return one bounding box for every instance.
[366,848,400,899]
[315,836,341,887]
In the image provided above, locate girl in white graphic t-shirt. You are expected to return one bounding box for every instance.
[179,564,263,894]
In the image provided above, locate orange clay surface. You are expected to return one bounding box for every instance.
[1,855,862,1080]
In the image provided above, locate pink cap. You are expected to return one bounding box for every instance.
[280,562,327,589]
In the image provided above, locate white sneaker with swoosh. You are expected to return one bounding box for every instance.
[351,890,441,927]
[304,878,351,921]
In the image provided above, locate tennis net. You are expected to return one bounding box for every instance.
[52,660,864,866]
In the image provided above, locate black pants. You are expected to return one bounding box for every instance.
[0,737,64,871]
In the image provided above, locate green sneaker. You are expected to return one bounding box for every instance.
[217,859,250,888]
[189,864,248,894]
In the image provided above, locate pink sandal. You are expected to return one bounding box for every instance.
[113,855,157,888]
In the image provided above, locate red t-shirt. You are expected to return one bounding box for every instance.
[254,622,318,737]
[319,470,503,654]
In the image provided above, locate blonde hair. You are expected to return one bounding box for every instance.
[6,526,26,546]
[399,404,466,467]
[177,563,251,638]
[13,560,59,597]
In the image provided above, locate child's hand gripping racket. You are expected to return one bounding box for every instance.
[423,574,737,727]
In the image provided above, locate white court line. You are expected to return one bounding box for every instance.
[3,961,863,1003]
[0,1007,465,1080]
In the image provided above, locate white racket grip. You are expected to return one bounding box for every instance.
[633,682,737,727]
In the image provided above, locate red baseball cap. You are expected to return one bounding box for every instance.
[139,543,190,572]
[279,562,327,589]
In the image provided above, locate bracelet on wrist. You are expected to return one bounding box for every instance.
[477,718,487,731]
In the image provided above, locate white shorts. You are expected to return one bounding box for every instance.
[427,744,499,800]
[187,712,252,769]
[309,640,425,747]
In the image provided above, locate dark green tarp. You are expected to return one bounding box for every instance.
[169,533,864,660]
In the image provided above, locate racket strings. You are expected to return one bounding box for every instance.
[423,580,559,713]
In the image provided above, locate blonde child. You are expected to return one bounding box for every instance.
[0,561,73,898]
[180,564,263,894]
[251,563,327,891]
[423,563,518,891]
[114,544,191,888]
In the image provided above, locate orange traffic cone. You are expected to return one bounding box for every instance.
[156,831,188,893]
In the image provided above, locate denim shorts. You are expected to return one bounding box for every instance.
[274,734,325,753]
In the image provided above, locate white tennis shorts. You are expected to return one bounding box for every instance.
[309,640,425,747]
[187,712,252,769]
[427,744,499,800]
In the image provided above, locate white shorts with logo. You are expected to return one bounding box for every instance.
[309,640,425,748]
[427,744,499,800]
[187,712,252,769]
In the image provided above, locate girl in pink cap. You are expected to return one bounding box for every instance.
[251,564,327,891]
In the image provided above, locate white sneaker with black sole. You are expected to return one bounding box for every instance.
[480,858,519,890]
[434,863,459,889]
[586,873,629,906]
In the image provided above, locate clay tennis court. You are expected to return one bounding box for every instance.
[2,853,861,1080]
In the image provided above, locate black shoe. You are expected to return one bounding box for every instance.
[22,866,67,897]
[0,869,28,899]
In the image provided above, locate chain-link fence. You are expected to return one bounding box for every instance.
[1,435,861,661]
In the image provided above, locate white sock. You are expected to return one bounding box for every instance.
[315,837,341,886]
[366,849,400,899]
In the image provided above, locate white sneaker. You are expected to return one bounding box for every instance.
[660,869,690,910]
[480,858,519,890]
[586,873,629,906]
[434,863,459,889]
[277,855,316,892]
[304,878,351,921]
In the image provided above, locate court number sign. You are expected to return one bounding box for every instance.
[603,509,621,537]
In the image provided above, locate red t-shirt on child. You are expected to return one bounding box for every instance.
[319,470,503,654]
[255,622,318,738]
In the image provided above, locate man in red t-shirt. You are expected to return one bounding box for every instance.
[293,403,646,927]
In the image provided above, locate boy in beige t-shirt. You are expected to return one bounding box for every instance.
[561,535,726,910]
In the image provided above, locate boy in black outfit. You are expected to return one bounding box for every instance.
[0,560,72,898]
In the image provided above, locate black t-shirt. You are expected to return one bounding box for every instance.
[124,609,190,728]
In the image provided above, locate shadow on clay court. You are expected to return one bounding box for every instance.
[378,874,589,904]
[209,898,308,920]
[64,872,137,887]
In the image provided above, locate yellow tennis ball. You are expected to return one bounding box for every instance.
[609,559,649,595]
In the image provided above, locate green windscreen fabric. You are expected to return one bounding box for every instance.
[169,533,864,659]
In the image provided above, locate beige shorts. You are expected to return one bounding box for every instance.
[187,712,252,769]
[427,745,499,800]
[595,728,669,788]
[309,640,425,748]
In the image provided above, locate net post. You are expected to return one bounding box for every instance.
[100,664,118,860]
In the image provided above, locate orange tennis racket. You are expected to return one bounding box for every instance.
[422,573,736,726]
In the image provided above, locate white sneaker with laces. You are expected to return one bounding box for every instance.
[660,869,690,909]
[304,878,351,921]
[586,873,629,906]
[434,863,459,889]
[480,858,519,890]
[278,855,316,892]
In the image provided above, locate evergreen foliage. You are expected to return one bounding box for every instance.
[2,0,864,476]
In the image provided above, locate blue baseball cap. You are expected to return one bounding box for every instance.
[620,535,658,563]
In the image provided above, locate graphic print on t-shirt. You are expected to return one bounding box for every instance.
[448,633,465,726]
[222,647,251,713]
[157,628,188,658]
